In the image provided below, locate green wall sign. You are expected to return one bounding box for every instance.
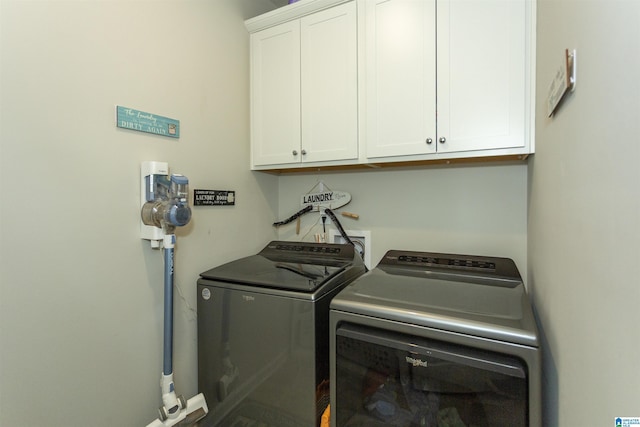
[116,106,179,138]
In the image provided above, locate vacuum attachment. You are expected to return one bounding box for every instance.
[146,392,208,427]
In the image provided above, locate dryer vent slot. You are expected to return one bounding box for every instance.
[397,255,496,272]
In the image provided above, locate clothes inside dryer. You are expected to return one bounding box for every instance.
[335,324,528,427]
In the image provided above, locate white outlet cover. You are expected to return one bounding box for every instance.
[329,229,371,269]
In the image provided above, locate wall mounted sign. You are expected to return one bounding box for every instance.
[193,190,235,206]
[116,106,180,138]
[301,190,351,210]
[546,49,577,117]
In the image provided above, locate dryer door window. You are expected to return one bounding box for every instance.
[335,324,528,427]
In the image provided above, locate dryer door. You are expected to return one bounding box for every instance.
[335,324,528,427]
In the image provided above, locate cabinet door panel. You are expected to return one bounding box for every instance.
[301,2,358,163]
[366,0,437,159]
[437,0,526,153]
[251,21,301,166]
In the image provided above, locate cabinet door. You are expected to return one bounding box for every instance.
[365,0,437,159]
[250,20,301,167]
[301,2,358,163]
[437,0,526,153]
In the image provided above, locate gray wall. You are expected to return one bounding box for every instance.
[0,1,278,425]
[529,0,640,425]
[277,164,528,275]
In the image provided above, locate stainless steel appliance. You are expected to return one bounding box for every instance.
[330,250,540,427]
[197,241,366,427]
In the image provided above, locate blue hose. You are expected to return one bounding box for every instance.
[163,244,174,376]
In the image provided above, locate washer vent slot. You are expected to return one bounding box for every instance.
[274,244,341,254]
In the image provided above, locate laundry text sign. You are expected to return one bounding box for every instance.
[194,190,235,206]
[301,191,351,209]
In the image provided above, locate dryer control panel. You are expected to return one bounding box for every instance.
[380,250,521,282]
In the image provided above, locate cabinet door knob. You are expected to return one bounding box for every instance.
[439,137,446,143]
[426,138,433,145]
[292,150,298,156]
[301,149,307,155]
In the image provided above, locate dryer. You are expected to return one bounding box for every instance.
[330,250,540,427]
[197,241,366,427]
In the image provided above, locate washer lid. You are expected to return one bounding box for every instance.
[331,251,539,347]
[200,241,358,292]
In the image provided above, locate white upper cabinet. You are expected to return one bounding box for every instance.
[301,3,358,164]
[250,21,301,167]
[250,1,358,168]
[436,0,527,154]
[365,0,437,158]
[366,0,533,160]
[247,0,534,171]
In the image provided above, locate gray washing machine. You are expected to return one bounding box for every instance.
[197,241,366,427]
[330,250,541,427]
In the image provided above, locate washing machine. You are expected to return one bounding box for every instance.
[330,250,541,427]
[197,241,366,427]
